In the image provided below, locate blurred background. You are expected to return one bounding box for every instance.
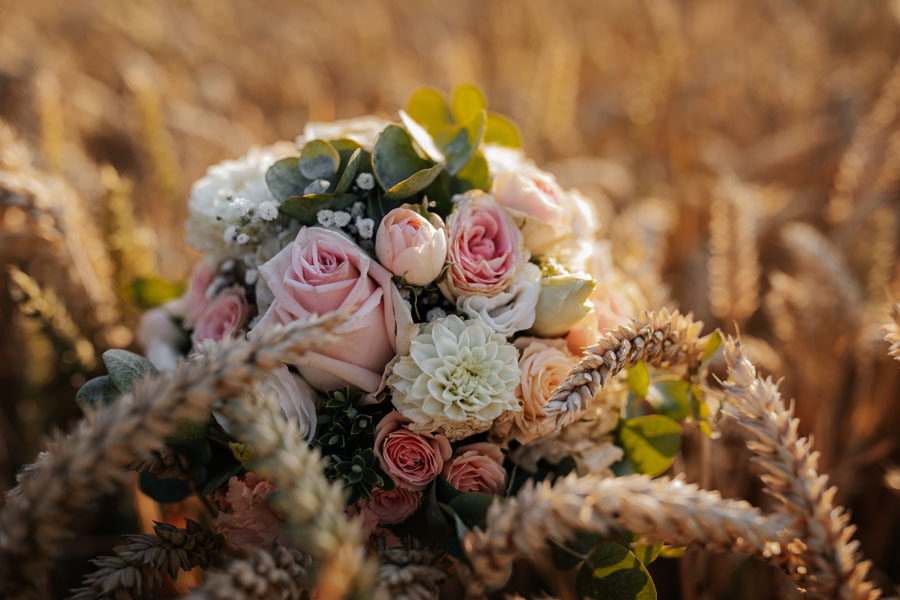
[2,0,900,597]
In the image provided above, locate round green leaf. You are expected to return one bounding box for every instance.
[265,157,312,201]
[618,415,681,477]
[647,380,691,421]
[484,112,523,148]
[384,164,445,200]
[279,193,358,225]
[299,139,340,180]
[335,148,364,194]
[453,150,490,192]
[102,349,158,393]
[400,109,445,162]
[76,375,119,410]
[451,83,487,124]
[627,362,650,398]
[372,125,429,191]
[630,542,663,566]
[448,491,495,527]
[437,110,486,175]
[576,542,657,600]
[405,87,452,138]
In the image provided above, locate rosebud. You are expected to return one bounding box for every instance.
[529,274,596,337]
[375,207,448,286]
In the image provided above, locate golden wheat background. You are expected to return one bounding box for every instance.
[2,0,900,597]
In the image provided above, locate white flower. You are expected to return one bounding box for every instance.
[356,217,374,239]
[351,202,366,218]
[356,172,375,190]
[317,209,335,227]
[333,211,352,227]
[256,367,319,444]
[223,225,239,244]
[456,262,541,336]
[257,201,279,221]
[425,307,447,322]
[226,196,253,219]
[388,315,520,441]
[244,269,258,285]
[236,233,250,245]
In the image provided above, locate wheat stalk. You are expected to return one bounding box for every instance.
[463,473,792,591]
[187,543,314,600]
[0,314,343,600]
[220,381,375,600]
[883,303,900,362]
[721,339,881,600]
[543,309,707,428]
[375,546,446,600]
[70,519,224,600]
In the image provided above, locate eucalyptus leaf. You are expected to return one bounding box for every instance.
[102,349,158,393]
[627,362,650,398]
[576,542,657,600]
[383,164,445,200]
[303,179,331,195]
[335,148,364,194]
[399,110,445,162]
[299,139,340,180]
[647,380,691,421]
[279,194,358,225]
[373,125,430,191]
[265,157,311,201]
[451,84,487,124]
[76,375,119,410]
[453,150,490,193]
[405,87,452,137]
[618,415,681,477]
[448,492,495,527]
[424,170,454,217]
[484,112,523,148]
[437,110,486,175]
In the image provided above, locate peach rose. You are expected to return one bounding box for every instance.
[375,411,451,490]
[254,227,404,392]
[442,442,507,495]
[492,168,572,255]
[375,207,447,287]
[439,192,527,300]
[511,338,579,443]
[356,487,423,526]
[214,473,282,548]
[191,286,248,347]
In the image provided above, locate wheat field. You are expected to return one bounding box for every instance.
[2,0,900,598]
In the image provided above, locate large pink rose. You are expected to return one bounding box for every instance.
[442,442,508,495]
[356,487,423,526]
[214,473,283,548]
[255,227,402,392]
[375,207,447,287]
[375,411,451,490]
[439,192,526,300]
[191,286,248,347]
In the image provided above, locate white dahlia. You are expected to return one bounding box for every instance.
[388,314,520,441]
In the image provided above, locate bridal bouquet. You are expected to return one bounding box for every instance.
[73,86,726,598]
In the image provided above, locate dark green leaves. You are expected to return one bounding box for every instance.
[447,492,494,527]
[372,125,444,199]
[266,157,311,201]
[617,415,681,477]
[437,110,485,175]
[576,542,657,600]
[299,139,340,180]
[102,349,158,392]
[76,375,119,409]
[647,380,691,421]
[279,193,358,225]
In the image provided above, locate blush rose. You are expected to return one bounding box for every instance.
[442,442,508,495]
[375,207,447,287]
[191,286,249,347]
[375,411,451,490]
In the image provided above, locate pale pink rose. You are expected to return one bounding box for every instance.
[375,411,451,490]
[510,337,578,443]
[356,487,423,526]
[492,169,567,227]
[191,286,248,347]
[254,227,401,392]
[214,473,282,548]
[183,260,216,329]
[442,442,507,495]
[375,208,447,287]
[439,192,526,300]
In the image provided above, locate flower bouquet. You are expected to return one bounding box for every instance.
[45,86,878,600]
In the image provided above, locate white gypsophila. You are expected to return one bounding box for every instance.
[299,116,392,150]
[317,209,335,228]
[388,314,521,441]
[356,172,375,190]
[356,217,374,239]
[187,144,297,268]
[425,307,447,322]
[456,262,541,337]
[333,211,352,228]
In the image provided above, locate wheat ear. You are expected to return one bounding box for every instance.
[721,339,881,600]
[187,543,314,600]
[220,380,375,599]
[69,520,224,600]
[543,309,707,428]
[883,303,900,362]
[375,546,446,600]
[0,314,343,600]
[464,473,792,591]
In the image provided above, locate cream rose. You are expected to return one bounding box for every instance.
[254,227,408,393]
[492,168,572,255]
[375,207,447,286]
[456,262,541,336]
[439,192,527,301]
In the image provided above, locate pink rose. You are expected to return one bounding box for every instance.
[191,286,248,347]
[255,227,403,392]
[492,168,573,255]
[439,192,526,300]
[375,411,451,490]
[356,487,423,526]
[442,442,508,495]
[183,260,216,329]
[375,207,448,287]
[214,473,283,548]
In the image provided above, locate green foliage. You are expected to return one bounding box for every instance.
[617,415,681,477]
[576,542,657,600]
[315,388,393,504]
[279,193,357,225]
[125,276,184,309]
[647,380,691,421]
[101,349,158,393]
[298,139,340,180]
[626,362,650,398]
[75,375,119,409]
[266,157,312,201]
